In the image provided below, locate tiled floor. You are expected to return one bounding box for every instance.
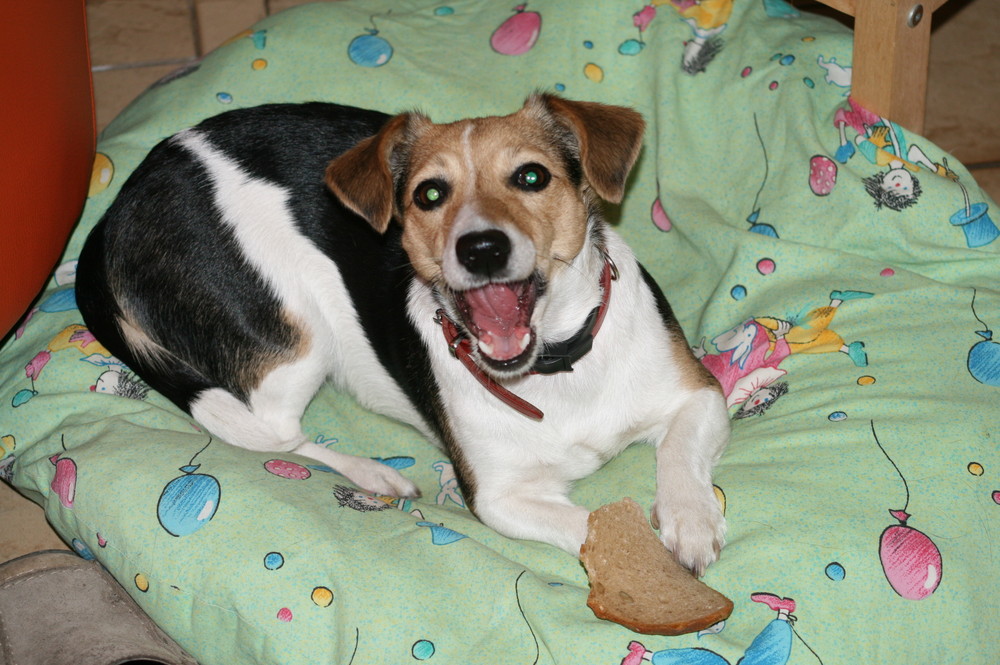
[2,0,998,562]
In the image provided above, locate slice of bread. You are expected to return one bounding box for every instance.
[580,497,733,635]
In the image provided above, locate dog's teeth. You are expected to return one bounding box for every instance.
[518,332,531,352]
[478,339,495,357]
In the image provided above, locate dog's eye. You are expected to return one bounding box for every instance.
[414,180,448,210]
[512,163,550,191]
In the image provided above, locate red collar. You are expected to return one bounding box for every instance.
[435,253,617,421]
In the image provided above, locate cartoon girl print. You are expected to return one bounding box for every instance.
[91,368,149,400]
[832,100,961,211]
[0,435,15,483]
[652,0,733,75]
[696,290,872,417]
[833,99,999,244]
[694,318,791,415]
[816,55,851,96]
[334,484,468,545]
[764,290,871,365]
[334,484,422,517]
[12,324,138,408]
[433,460,465,508]
[620,593,803,665]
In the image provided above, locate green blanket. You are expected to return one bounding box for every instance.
[3,1,998,663]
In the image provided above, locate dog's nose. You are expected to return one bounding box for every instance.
[455,230,511,277]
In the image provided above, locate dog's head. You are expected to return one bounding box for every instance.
[326,94,644,377]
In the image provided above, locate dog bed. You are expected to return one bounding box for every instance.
[2,1,998,663]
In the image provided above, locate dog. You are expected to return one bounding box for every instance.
[76,94,730,575]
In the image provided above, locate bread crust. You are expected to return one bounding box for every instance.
[580,498,733,635]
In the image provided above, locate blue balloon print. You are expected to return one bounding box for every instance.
[157,440,220,536]
[412,640,436,660]
[825,562,846,581]
[158,471,220,536]
[250,29,267,49]
[746,115,780,238]
[349,29,393,67]
[968,289,1000,386]
[39,288,77,313]
[372,456,415,470]
[619,38,644,55]
[12,389,37,407]
[417,521,467,545]
[307,455,409,475]
[72,538,96,560]
[264,551,285,570]
[747,210,779,237]
[79,354,121,367]
[306,464,340,475]
[763,0,800,18]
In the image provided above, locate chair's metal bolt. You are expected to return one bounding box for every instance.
[907,4,924,27]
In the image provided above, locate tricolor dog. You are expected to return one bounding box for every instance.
[76,95,730,574]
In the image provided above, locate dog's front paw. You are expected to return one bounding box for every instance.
[346,457,422,499]
[651,491,726,577]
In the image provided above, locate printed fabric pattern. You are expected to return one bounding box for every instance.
[1,1,998,664]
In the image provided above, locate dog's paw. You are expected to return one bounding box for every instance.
[651,491,726,577]
[345,457,422,499]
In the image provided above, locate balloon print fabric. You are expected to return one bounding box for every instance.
[1,1,997,664]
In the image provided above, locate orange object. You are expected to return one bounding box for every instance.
[0,0,96,339]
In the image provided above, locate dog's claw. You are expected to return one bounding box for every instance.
[343,457,421,499]
[651,494,726,577]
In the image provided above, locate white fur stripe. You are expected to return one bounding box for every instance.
[175,129,430,434]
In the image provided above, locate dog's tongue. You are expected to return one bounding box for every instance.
[462,282,533,361]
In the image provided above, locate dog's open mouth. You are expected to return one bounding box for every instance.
[454,278,538,371]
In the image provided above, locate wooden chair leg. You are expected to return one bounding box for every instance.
[851,1,934,133]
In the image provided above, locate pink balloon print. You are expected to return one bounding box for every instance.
[651,197,671,232]
[49,453,77,508]
[880,512,942,601]
[633,4,656,31]
[870,421,942,600]
[276,607,293,622]
[491,5,541,55]
[264,459,311,480]
[25,351,51,381]
[809,154,838,196]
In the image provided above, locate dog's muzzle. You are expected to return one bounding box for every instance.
[451,229,539,370]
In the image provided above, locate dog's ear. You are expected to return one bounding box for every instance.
[532,94,645,204]
[325,113,427,233]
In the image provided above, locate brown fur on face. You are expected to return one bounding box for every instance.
[326,94,645,288]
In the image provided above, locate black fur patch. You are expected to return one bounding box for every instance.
[76,104,449,443]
